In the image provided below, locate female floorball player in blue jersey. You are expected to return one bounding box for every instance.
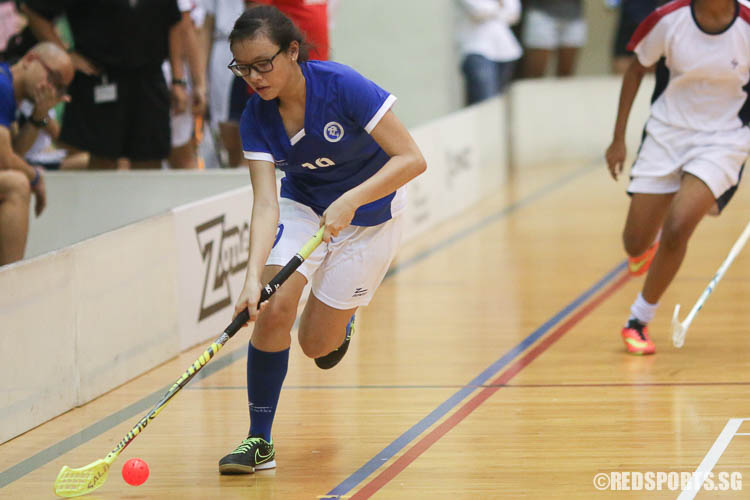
[218,6,426,474]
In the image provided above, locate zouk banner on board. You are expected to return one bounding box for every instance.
[173,186,256,350]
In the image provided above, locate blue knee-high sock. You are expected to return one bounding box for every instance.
[247,344,289,442]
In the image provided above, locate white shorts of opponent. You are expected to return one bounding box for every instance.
[267,197,404,310]
[629,117,750,212]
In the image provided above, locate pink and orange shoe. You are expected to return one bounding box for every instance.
[621,319,655,355]
[627,240,659,276]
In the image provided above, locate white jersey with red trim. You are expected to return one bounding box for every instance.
[627,0,750,131]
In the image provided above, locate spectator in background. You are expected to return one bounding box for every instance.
[611,0,662,74]
[521,0,586,78]
[3,6,89,170]
[0,42,73,266]
[16,87,90,171]
[22,0,185,170]
[202,0,249,168]
[457,0,522,105]
[164,0,207,169]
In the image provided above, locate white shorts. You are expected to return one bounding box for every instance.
[629,118,750,210]
[170,110,194,147]
[522,9,587,50]
[267,198,404,310]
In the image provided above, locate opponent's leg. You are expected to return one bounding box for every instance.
[642,174,716,304]
[622,175,715,354]
[620,192,673,354]
[623,192,673,276]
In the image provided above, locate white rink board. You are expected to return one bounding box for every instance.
[73,214,180,404]
[0,251,77,443]
[173,187,254,351]
[510,75,653,169]
[404,97,506,242]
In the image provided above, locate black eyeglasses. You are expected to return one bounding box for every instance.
[228,48,285,77]
[33,55,68,97]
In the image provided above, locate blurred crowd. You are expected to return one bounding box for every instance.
[0,0,666,266]
[0,0,335,266]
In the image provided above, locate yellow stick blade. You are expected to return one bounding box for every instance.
[54,460,110,498]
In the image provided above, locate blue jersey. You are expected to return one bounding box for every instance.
[240,60,404,227]
[0,63,17,128]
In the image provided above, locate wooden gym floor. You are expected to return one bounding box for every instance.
[2,161,749,499]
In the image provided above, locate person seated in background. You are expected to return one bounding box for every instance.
[521,0,586,78]
[0,42,73,266]
[16,98,89,170]
[457,0,522,105]
[1,5,89,171]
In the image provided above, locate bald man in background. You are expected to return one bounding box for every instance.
[0,42,73,266]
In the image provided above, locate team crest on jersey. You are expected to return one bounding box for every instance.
[324,122,344,142]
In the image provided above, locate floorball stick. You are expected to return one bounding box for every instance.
[672,221,750,348]
[53,227,324,497]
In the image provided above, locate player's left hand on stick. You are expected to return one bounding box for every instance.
[605,138,627,181]
[321,194,357,242]
[234,279,265,325]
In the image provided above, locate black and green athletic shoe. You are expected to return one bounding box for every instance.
[219,435,276,474]
[315,314,355,370]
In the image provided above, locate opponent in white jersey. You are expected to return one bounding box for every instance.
[217,6,426,474]
[605,0,750,355]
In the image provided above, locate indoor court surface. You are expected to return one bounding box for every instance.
[2,161,749,499]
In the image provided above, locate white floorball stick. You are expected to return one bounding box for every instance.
[672,220,750,348]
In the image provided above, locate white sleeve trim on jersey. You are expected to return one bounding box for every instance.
[244,151,275,162]
[290,129,306,146]
[364,94,398,134]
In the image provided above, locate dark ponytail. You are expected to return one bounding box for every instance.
[229,5,311,62]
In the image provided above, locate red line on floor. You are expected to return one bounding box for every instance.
[350,271,631,499]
